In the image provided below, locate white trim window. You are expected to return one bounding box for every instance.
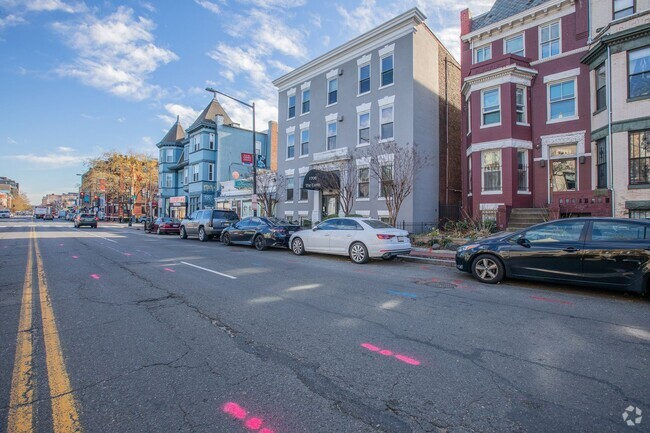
[165,173,173,188]
[165,149,174,163]
[288,95,296,119]
[380,53,394,87]
[505,34,524,56]
[516,86,527,124]
[481,150,502,193]
[209,133,215,150]
[192,164,199,182]
[287,132,295,159]
[301,89,310,114]
[474,44,491,63]
[299,175,308,201]
[183,167,188,185]
[327,78,338,105]
[326,121,337,150]
[517,150,529,192]
[614,0,635,19]
[358,111,370,146]
[548,79,576,121]
[540,22,561,59]
[300,128,309,156]
[193,135,200,152]
[208,163,214,181]
[286,177,294,202]
[467,99,471,133]
[359,63,371,95]
[481,88,501,126]
[357,167,369,198]
[380,104,394,141]
[379,163,393,198]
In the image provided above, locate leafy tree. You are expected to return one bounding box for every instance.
[11,192,32,211]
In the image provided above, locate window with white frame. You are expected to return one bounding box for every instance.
[516,86,527,124]
[381,54,394,87]
[209,133,215,150]
[300,128,309,156]
[327,121,337,150]
[380,105,394,141]
[379,164,393,198]
[286,177,294,201]
[474,44,491,63]
[481,150,502,192]
[193,135,200,151]
[165,149,174,163]
[208,163,214,181]
[517,150,529,191]
[299,175,308,201]
[614,0,635,19]
[467,99,471,133]
[548,79,576,121]
[358,111,370,145]
[287,133,295,159]
[301,89,310,114]
[540,22,560,59]
[358,167,369,198]
[183,168,188,185]
[288,95,296,119]
[628,46,650,99]
[192,164,199,182]
[327,78,338,105]
[481,88,500,126]
[505,34,524,56]
[165,173,173,188]
[359,63,370,94]
[596,64,607,111]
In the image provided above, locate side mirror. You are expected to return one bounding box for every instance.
[312,226,319,231]
[517,237,531,248]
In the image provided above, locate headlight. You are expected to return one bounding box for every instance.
[458,244,479,252]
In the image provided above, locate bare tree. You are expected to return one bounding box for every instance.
[333,158,358,216]
[359,140,430,227]
[255,171,286,217]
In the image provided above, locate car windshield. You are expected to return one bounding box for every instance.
[81,214,94,218]
[265,217,296,226]
[362,219,394,229]
[161,218,179,223]
[213,211,238,220]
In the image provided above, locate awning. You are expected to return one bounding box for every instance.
[302,169,339,190]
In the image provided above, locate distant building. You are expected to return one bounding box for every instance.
[42,192,78,208]
[0,176,19,209]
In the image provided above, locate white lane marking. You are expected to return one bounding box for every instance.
[180,261,237,280]
[72,228,118,243]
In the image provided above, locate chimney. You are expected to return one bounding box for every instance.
[460,8,472,36]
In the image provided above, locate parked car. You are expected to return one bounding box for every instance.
[179,209,239,242]
[0,209,10,218]
[43,214,54,220]
[74,213,97,228]
[221,217,300,250]
[289,217,411,264]
[147,217,181,235]
[137,215,152,223]
[455,217,650,294]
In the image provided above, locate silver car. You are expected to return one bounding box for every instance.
[179,209,239,242]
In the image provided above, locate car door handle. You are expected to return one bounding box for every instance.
[563,247,580,253]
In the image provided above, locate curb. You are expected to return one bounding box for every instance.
[397,254,456,267]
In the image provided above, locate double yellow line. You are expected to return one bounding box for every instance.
[7,227,83,433]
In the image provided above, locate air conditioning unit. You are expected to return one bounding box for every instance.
[338,115,344,122]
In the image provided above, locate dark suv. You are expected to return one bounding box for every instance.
[179,209,239,241]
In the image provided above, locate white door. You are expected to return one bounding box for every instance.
[307,219,337,252]
[328,219,361,254]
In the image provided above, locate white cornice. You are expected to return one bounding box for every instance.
[462,64,537,98]
[467,139,532,156]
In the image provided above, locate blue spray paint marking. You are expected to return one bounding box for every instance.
[386,290,417,299]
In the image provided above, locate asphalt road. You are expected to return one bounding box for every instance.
[1,217,648,433]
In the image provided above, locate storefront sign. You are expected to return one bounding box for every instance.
[241,153,254,165]
[303,169,340,190]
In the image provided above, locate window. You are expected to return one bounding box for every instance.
[468,156,472,194]
[358,167,369,198]
[550,144,577,191]
[165,149,174,163]
[517,150,529,192]
[474,44,491,63]
[287,133,295,159]
[327,78,338,105]
[630,209,650,219]
[209,133,215,150]
[381,54,393,87]
[183,168,188,185]
[301,89,310,114]
[548,80,576,120]
[596,64,607,111]
[327,121,337,150]
[299,176,308,201]
[540,22,560,59]
[288,94,296,119]
[208,163,214,181]
[358,112,370,145]
[165,174,172,188]
[516,87,527,124]
[193,135,200,151]
[192,164,199,182]
[629,130,650,185]
[592,220,646,240]
[286,177,294,201]
[481,88,500,126]
[380,164,393,197]
[505,34,524,56]
[614,0,635,19]
[380,105,394,140]
[300,129,309,156]
[521,220,585,243]
[482,150,501,192]
[359,63,370,94]
[628,46,650,99]
[596,138,608,189]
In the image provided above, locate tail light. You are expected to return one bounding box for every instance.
[95,217,99,221]
[376,234,395,240]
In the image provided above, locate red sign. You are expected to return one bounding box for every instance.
[241,153,254,165]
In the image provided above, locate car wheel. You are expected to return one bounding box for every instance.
[198,227,208,242]
[222,233,231,246]
[291,237,305,255]
[180,226,188,239]
[254,235,267,251]
[349,242,369,264]
[471,254,505,284]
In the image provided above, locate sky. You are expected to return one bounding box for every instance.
[0,0,493,204]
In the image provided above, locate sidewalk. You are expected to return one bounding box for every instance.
[399,248,457,267]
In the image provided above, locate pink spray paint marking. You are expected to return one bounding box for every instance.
[90,274,100,280]
[72,256,79,259]
[123,252,132,256]
[163,268,176,273]
[222,402,276,432]
[59,243,64,246]
[530,296,573,305]
[361,343,422,366]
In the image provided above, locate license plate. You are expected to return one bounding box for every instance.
[172,224,179,227]
[397,236,405,242]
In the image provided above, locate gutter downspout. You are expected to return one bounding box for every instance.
[587,0,592,44]
[445,56,449,205]
[607,44,615,217]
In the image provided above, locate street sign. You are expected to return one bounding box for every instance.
[241,153,254,165]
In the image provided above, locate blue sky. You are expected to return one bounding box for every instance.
[0,0,492,203]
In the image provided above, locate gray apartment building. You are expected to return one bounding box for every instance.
[272,7,461,225]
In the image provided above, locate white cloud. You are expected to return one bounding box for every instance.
[268,59,293,74]
[142,136,153,145]
[239,0,306,8]
[336,0,398,34]
[57,146,74,152]
[6,136,17,144]
[0,0,86,13]
[140,2,155,12]
[194,0,220,14]
[117,117,125,122]
[53,6,178,101]
[0,14,26,28]
[158,103,199,129]
[5,153,87,167]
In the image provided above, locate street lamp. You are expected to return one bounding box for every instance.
[75,173,82,209]
[205,87,258,216]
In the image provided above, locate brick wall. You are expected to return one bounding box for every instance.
[438,51,462,207]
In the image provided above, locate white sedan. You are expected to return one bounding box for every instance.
[289,217,411,264]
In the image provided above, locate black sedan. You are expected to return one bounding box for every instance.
[456,217,650,294]
[220,217,301,250]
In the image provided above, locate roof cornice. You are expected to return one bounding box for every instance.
[462,64,538,96]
